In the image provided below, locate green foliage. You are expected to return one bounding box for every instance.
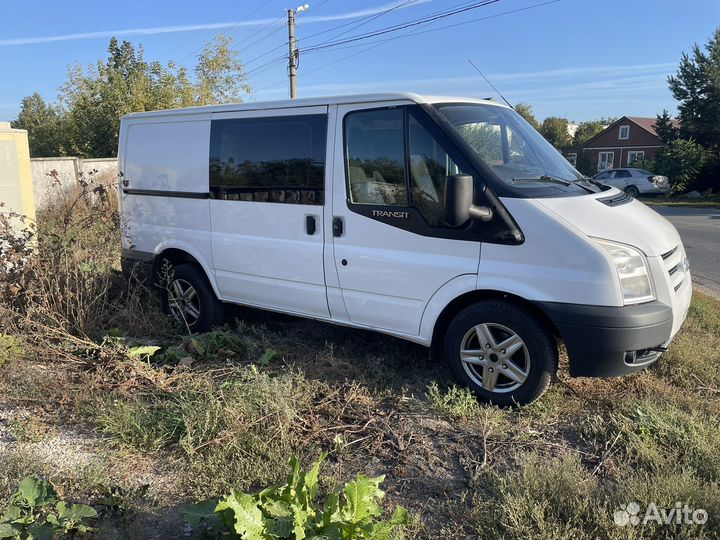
[539,117,572,149]
[513,103,538,129]
[13,35,251,158]
[10,94,67,158]
[426,382,479,418]
[0,476,96,539]
[158,327,259,364]
[654,138,708,192]
[573,120,606,146]
[189,453,407,540]
[668,27,720,151]
[0,334,22,370]
[473,453,602,539]
[574,150,595,176]
[654,110,679,145]
[97,365,316,496]
[127,345,161,359]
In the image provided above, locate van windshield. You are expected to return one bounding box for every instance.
[435,103,588,188]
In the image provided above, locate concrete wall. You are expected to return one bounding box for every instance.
[30,157,117,208]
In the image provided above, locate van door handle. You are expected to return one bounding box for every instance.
[332,217,344,237]
[305,215,317,235]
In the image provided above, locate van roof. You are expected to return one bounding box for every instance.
[121,92,507,119]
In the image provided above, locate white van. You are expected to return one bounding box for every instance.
[118,93,691,404]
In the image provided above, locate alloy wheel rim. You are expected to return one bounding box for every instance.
[168,278,201,326]
[459,322,531,393]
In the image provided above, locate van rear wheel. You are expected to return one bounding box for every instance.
[161,263,224,333]
[444,300,557,405]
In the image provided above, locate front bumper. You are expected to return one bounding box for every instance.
[535,300,674,377]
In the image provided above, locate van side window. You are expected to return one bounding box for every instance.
[209,115,326,205]
[344,109,408,206]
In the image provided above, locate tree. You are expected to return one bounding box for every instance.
[15,35,252,158]
[667,27,720,151]
[514,103,538,129]
[654,139,707,192]
[11,93,67,157]
[575,151,595,176]
[573,120,606,146]
[194,35,251,104]
[654,109,678,144]
[539,117,572,149]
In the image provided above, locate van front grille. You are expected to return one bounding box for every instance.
[662,245,685,295]
[661,246,677,260]
[597,191,633,207]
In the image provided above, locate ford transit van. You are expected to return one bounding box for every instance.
[119,93,691,404]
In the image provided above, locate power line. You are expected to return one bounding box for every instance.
[301,0,500,53]
[244,0,421,66]
[304,0,558,58]
[303,0,418,48]
[252,0,559,97]
[295,1,558,81]
[172,0,278,64]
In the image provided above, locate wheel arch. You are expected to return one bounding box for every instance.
[429,289,560,359]
[151,244,220,298]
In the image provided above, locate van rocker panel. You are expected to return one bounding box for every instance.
[535,300,673,377]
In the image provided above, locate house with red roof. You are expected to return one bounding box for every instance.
[565,116,679,173]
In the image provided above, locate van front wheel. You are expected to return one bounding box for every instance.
[161,263,224,333]
[444,300,557,405]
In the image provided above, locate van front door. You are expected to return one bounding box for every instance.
[329,103,480,336]
[209,106,330,318]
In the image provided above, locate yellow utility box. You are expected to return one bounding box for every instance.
[0,122,36,231]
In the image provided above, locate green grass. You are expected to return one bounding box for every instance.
[96,363,318,497]
[0,334,21,370]
[1,293,719,539]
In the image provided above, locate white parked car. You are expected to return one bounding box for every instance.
[118,93,691,405]
[592,168,670,197]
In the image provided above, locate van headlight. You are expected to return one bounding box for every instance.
[594,239,654,305]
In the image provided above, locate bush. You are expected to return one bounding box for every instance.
[654,139,708,192]
[0,170,169,365]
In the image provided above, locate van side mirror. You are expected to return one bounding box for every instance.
[444,174,493,227]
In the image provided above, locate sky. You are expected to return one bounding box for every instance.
[1,0,718,123]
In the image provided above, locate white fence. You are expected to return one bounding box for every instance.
[31,157,117,208]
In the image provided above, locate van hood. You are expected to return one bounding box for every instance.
[531,188,681,257]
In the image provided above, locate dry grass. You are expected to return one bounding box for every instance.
[1,176,719,538]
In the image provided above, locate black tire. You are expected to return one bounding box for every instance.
[443,300,558,406]
[161,263,224,333]
[624,185,640,197]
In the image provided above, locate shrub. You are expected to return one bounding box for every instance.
[0,170,170,366]
[187,453,408,540]
[653,139,708,192]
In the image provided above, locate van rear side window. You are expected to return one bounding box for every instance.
[209,115,327,205]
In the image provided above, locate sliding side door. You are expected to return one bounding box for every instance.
[209,106,330,318]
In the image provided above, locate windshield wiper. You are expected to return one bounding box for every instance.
[512,175,573,186]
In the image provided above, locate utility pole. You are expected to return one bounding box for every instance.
[287,4,309,99]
